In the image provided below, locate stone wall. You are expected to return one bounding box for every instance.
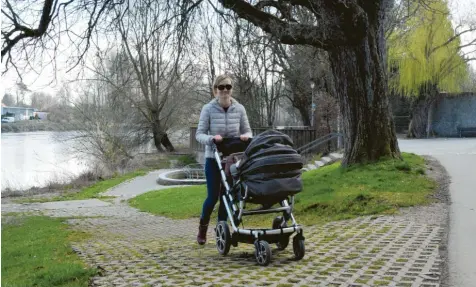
[431,93,476,137]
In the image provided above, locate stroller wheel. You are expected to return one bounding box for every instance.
[293,236,305,260]
[255,240,271,266]
[272,216,289,251]
[215,221,231,256]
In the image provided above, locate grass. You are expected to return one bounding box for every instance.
[128,153,436,225]
[1,216,96,287]
[129,185,205,219]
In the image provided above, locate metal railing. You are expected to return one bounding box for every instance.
[189,126,317,152]
[182,163,206,180]
[296,132,344,155]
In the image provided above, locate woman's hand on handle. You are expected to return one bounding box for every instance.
[240,135,249,142]
[213,135,223,143]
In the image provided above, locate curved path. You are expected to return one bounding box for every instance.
[399,138,476,287]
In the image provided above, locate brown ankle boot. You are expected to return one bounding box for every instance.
[197,218,209,245]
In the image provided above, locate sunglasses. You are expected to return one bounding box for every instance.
[216,84,232,91]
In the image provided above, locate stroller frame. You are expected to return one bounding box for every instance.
[211,142,305,266]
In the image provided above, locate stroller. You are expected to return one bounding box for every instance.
[211,130,305,266]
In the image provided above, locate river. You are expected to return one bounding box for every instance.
[1,131,91,191]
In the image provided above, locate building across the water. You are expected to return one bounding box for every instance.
[1,104,37,120]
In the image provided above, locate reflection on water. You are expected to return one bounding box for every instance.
[1,131,91,191]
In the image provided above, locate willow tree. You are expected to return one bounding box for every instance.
[219,0,401,166]
[388,0,473,138]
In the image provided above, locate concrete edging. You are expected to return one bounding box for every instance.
[303,152,343,172]
[156,170,206,186]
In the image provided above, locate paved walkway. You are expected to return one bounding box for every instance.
[399,138,476,287]
[2,165,449,287]
[104,169,180,202]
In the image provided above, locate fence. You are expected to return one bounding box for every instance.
[189,126,317,152]
[394,115,410,133]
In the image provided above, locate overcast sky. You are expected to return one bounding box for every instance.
[1,0,476,98]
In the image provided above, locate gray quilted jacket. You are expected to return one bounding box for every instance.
[196,98,252,158]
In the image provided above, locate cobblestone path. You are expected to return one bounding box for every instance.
[64,204,445,287]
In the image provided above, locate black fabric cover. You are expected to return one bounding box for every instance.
[215,137,251,156]
[236,130,303,204]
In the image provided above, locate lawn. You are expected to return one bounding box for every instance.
[129,153,437,225]
[1,216,96,287]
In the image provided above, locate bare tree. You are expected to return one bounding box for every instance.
[218,0,401,166]
[56,54,149,170]
[14,81,30,106]
[1,0,125,77]
[102,0,199,152]
[1,93,15,106]
[30,92,58,111]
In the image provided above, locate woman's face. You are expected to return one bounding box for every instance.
[215,78,233,99]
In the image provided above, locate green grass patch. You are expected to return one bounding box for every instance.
[129,185,206,219]
[129,153,436,224]
[1,216,96,287]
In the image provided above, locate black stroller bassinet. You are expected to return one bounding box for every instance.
[231,130,303,205]
[211,130,305,266]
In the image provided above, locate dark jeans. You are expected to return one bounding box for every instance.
[201,158,227,223]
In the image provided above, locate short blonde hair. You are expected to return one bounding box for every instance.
[213,74,233,90]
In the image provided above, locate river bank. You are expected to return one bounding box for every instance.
[1,120,73,133]
[1,152,196,202]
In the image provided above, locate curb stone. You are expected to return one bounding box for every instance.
[303,153,343,172]
[315,161,325,167]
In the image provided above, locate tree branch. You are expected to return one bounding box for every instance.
[1,0,55,59]
[254,0,297,22]
[218,0,355,49]
[430,26,476,55]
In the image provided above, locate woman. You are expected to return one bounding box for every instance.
[195,74,252,245]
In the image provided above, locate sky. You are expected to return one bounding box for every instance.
[1,0,476,100]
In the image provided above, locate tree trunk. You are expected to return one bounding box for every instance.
[160,133,175,152]
[328,9,400,166]
[290,90,311,127]
[150,112,175,152]
[407,83,438,138]
[297,105,311,127]
[427,99,435,138]
[407,100,429,138]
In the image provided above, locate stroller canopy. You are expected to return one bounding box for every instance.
[237,130,304,204]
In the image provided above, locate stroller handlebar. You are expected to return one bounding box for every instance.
[212,137,252,144]
[212,137,252,156]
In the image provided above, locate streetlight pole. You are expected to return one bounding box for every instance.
[310,82,315,127]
